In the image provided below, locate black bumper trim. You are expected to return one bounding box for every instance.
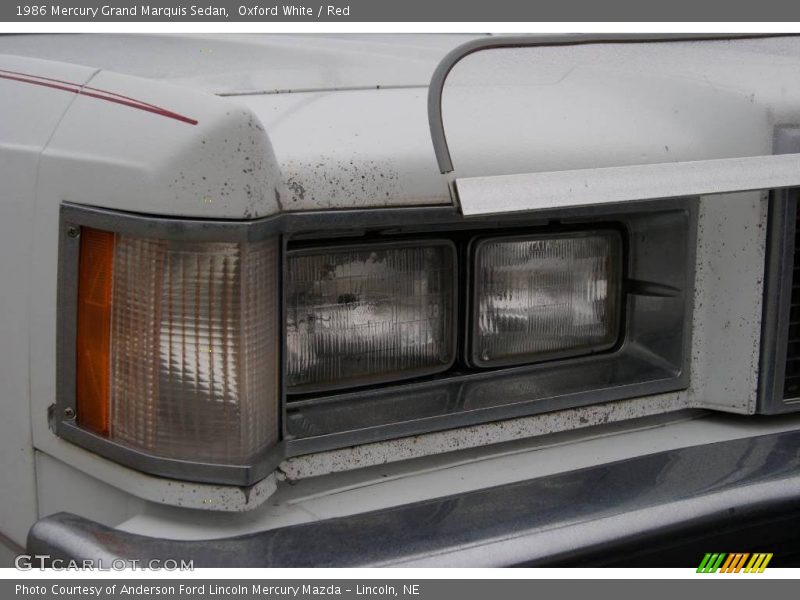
[27,427,800,567]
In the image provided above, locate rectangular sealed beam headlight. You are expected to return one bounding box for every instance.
[75,228,280,465]
[472,231,622,368]
[286,241,457,393]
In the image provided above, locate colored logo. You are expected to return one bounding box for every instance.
[697,553,773,573]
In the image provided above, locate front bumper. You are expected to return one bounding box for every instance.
[27,428,800,567]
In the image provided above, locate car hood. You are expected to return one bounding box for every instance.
[0,33,483,95]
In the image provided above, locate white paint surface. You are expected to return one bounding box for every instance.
[0,55,97,547]
[35,451,278,515]
[457,155,800,216]
[0,36,788,538]
[442,38,800,180]
[689,192,768,413]
[0,34,478,95]
[237,89,451,210]
[37,69,284,219]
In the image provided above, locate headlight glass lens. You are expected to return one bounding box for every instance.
[286,241,457,392]
[472,231,622,367]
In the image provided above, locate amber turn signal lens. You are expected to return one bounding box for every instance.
[75,227,115,436]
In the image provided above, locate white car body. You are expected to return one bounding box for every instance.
[3,33,800,567]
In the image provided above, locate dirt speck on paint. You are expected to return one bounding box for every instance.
[282,158,400,208]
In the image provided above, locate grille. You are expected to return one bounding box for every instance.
[784,205,800,399]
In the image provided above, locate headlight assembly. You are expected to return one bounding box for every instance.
[58,201,692,486]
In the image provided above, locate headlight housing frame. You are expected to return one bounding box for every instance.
[56,198,695,486]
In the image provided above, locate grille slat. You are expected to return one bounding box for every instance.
[783,207,800,400]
